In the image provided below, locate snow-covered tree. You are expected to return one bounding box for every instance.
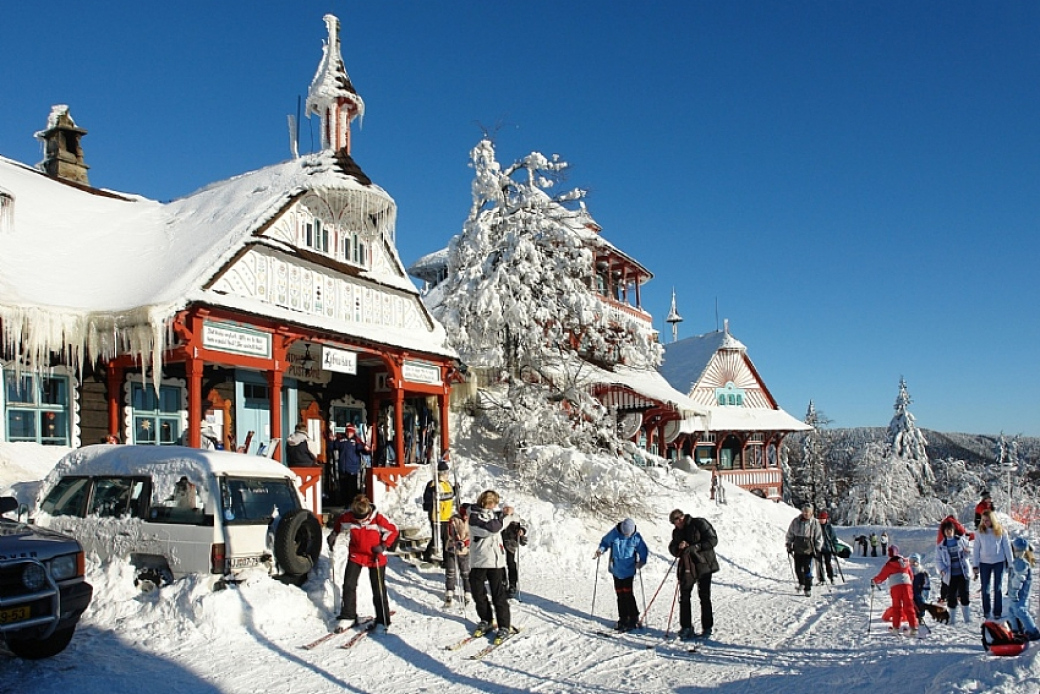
[838,378,944,525]
[886,377,935,493]
[433,139,661,456]
[787,400,832,510]
[435,139,661,374]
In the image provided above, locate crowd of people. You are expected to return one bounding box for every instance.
[323,465,1036,648]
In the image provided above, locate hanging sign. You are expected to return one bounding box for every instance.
[202,321,271,358]
[402,359,441,385]
[321,346,358,375]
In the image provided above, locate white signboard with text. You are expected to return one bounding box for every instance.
[202,321,272,358]
[402,359,441,385]
[321,346,358,375]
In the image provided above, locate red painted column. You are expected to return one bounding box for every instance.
[187,355,203,449]
[106,363,122,440]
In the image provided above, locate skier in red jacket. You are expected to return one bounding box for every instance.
[328,495,399,632]
[872,545,921,636]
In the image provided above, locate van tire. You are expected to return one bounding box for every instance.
[274,508,322,577]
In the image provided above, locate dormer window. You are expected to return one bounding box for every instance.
[715,382,745,407]
[297,214,369,269]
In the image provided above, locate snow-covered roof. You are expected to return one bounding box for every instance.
[661,328,810,433]
[407,248,450,281]
[659,330,734,392]
[584,362,709,421]
[0,147,454,369]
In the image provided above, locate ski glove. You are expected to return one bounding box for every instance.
[373,543,386,555]
[594,550,603,559]
[786,543,793,555]
[327,533,337,552]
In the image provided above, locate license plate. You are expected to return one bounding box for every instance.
[229,556,261,569]
[0,606,30,625]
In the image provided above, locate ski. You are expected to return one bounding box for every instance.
[466,627,521,660]
[302,614,378,650]
[340,625,376,650]
[444,634,480,651]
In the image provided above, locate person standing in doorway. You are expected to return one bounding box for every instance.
[286,422,318,467]
[668,509,719,640]
[333,424,369,506]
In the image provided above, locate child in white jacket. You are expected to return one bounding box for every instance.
[1006,536,1039,640]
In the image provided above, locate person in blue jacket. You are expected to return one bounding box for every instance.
[595,518,649,632]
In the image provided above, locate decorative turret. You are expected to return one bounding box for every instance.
[35,105,90,185]
[306,14,365,154]
[665,288,683,343]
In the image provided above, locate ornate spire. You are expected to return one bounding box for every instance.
[665,288,683,343]
[306,14,365,153]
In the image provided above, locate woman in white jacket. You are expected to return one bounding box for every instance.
[468,489,515,642]
[971,510,1014,620]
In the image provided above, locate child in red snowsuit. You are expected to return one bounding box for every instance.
[872,545,919,633]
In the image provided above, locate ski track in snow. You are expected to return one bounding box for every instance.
[3,446,1039,693]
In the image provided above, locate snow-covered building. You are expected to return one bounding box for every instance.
[660,321,810,499]
[0,15,457,504]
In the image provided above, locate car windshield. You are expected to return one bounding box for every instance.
[219,477,299,524]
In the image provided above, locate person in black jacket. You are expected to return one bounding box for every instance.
[500,503,527,599]
[668,509,720,640]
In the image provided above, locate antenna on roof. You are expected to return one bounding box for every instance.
[287,115,298,159]
[715,297,719,332]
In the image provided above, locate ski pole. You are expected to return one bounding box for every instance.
[515,543,522,603]
[867,582,875,634]
[637,565,647,626]
[376,561,391,628]
[639,556,678,623]
[591,553,601,620]
[665,579,680,637]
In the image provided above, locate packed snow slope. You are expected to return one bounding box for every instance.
[1,438,1037,693]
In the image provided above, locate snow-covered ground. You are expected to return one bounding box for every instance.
[1,439,1038,693]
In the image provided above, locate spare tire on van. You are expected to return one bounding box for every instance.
[274,508,322,577]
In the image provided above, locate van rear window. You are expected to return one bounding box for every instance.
[220,477,299,524]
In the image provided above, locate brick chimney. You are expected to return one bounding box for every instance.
[36,105,90,185]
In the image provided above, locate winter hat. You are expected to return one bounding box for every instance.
[981,491,991,499]
[801,503,813,512]
[908,553,921,564]
[887,544,900,558]
[817,511,829,520]
[345,423,357,433]
[1012,536,1029,553]
[620,518,636,537]
[437,460,450,472]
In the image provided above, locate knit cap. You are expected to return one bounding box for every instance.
[620,518,636,537]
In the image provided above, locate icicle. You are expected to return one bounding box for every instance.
[0,187,13,234]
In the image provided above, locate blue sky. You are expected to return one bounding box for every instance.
[2,2,1037,436]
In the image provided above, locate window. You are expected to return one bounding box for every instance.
[4,371,70,445]
[131,383,182,445]
[40,477,91,517]
[714,382,745,407]
[220,477,299,524]
[88,477,148,518]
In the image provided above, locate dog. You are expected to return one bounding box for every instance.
[923,602,950,624]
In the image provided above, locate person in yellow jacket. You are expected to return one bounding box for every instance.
[422,457,456,562]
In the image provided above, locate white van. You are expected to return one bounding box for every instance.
[35,445,322,588]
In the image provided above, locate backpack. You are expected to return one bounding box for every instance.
[981,620,1028,656]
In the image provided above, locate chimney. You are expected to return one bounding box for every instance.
[35,105,90,185]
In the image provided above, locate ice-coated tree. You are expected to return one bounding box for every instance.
[435,139,661,374]
[887,377,935,493]
[787,400,832,510]
[432,139,661,457]
[838,378,945,525]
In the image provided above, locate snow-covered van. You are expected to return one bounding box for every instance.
[35,446,322,588]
